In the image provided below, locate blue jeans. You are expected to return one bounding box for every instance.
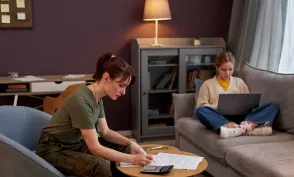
[195,103,279,131]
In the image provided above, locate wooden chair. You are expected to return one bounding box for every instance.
[43,83,84,115]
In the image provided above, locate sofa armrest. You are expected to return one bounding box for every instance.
[172,93,195,123]
[0,134,65,177]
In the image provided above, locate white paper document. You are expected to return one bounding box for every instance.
[63,74,86,79]
[13,77,46,82]
[120,153,204,170]
[120,162,138,167]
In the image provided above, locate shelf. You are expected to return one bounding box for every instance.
[187,63,215,66]
[148,89,177,93]
[148,64,178,67]
[131,38,225,141]
[186,88,196,92]
[149,114,174,119]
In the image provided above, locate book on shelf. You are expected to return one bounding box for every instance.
[5,88,29,93]
[148,123,167,128]
[186,69,214,89]
[166,101,174,114]
[198,70,214,81]
[187,70,197,89]
[186,71,192,88]
[154,68,178,90]
[8,84,27,89]
[190,70,198,88]
[167,68,178,90]
[156,73,173,89]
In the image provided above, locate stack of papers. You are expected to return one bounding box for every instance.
[120,162,138,167]
[14,77,46,82]
[63,74,85,79]
[120,152,204,170]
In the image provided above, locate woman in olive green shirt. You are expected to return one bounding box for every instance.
[36,52,152,177]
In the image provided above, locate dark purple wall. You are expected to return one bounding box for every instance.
[0,0,233,130]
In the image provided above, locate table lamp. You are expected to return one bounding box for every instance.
[143,0,172,47]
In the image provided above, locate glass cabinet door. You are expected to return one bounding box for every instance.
[141,49,178,136]
[179,48,224,93]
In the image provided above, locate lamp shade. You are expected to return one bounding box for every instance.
[143,0,172,21]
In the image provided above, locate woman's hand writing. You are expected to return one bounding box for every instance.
[129,141,147,155]
[132,154,153,166]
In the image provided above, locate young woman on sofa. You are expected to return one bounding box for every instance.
[195,51,279,139]
[36,52,152,177]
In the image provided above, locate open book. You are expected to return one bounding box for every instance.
[120,152,204,170]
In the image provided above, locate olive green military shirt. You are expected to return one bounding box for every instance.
[42,84,105,146]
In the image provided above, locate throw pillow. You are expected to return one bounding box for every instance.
[193,78,203,119]
[194,78,204,96]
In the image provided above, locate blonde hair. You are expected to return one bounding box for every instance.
[215,51,235,68]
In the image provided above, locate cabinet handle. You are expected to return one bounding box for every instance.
[142,92,147,95]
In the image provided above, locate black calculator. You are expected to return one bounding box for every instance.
[141,165,174,174]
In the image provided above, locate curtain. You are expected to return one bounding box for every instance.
[278,0,294,73]
[228,0,287,73]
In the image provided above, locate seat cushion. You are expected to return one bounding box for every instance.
[175,118,294,161]
[226,141,294,177]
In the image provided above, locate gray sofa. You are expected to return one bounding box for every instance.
[173,63,294,177]
[0,106,74,177]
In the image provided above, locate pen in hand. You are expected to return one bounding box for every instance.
[138,147,156,164]
[146,146,164,150]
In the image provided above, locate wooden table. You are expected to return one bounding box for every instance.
[116,144,208,177]
[0,74,93,106]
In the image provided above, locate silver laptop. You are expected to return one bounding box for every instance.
[217,93,261,115]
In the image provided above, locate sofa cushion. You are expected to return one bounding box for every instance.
[173,93,195,122]
[226,141,294,177]
[175,118,294,161]
[241,63,294,134]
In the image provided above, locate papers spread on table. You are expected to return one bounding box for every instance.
[150,153,204,170]
[120,152,204,170]
[13,77,46,82]
[63,74,86,79]
[120,162,138,167]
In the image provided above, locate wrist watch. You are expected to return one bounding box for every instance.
[128,138,136,146]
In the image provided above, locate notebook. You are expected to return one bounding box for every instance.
[217,93,261,115]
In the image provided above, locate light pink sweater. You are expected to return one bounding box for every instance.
[196,76,249,109]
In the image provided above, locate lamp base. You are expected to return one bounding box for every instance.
[150,43,163,47]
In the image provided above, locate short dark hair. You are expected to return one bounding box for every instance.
[93,52,136,85]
